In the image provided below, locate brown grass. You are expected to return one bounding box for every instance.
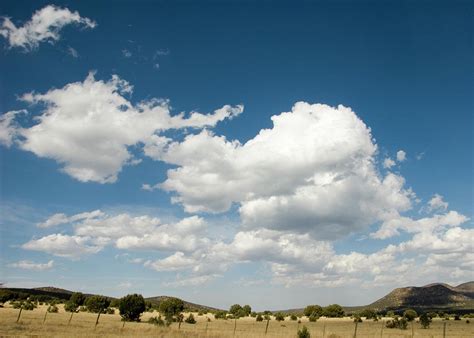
[0,304,473,337]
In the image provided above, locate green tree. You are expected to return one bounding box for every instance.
[242,304,252,316]
[256,314,264,322]
[290,314,298,320]
[403,309,418,321]
[360,309,377,320]
[229,304,243,315]
[323,304,344,317]
[275,312,285,321]
[419,313,432,329]
[297,325,311,338]
[64,293,86,325]
[159,297,184,322]
[85,296,110,313]
[119,294,146,322]
[304,305,323,317]
[85,295,111,327]
[214,310,227,320]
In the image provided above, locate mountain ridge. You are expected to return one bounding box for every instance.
[2,281,473,313]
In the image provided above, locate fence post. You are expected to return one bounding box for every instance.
[43,310,48,324]
[233,318,237,337]
[323,323,326,338]
[265,319,270,335]
[94,311,101,329]
[443,321,446,338]
[68,312,74,325]
[16,307,23,323]
[353,321,358,338]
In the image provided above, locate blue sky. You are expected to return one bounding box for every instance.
[0,1,472,310]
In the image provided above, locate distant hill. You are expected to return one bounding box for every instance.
[145,296,221,312]
[277,281,474,314]
[0,286,221,311]
[365,282,474,313]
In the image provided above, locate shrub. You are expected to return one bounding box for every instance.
[256,314,264,322]
[297,325,311,338]
[323,304,344,318]
[419,313,431,329]
[69,293,86,307]
[119,294,146,322]
[106,307,115,314]
[360,309,377,320]
[264,314,271,320]
[275,312,285,321]
[353,314,362,323]
[304,305,322,317]
[214,310,227,320]
[185,313,196,324]
[47,304,58,313]
[242,305,252,316]
[386,311,395,317]
[290,314,298,320]
[309,314,319,322]
[13,300,36,310]
[403,309,417,321]
[250,311,257,317]
[85,295,110,313]
[386,317,408,330]
[229,304,242,315]
[159,297,184,322]
[148,316,166,326]
[454,315,461,321]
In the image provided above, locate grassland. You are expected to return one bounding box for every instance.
[0,304,473,337]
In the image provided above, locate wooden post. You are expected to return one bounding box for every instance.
[43,310,48,324]
[323,323,326,338]
[443,321,446,338]
[353,321,358,338]
[16,307,23,323]
[178,316,182,330]
[205,320,208,335]
[233,318,237,337]
[380,320,384,338]
[94,311,101,329]
[265,319,270,335]
[68,312,74,325]
[411,321,414,338]
[122,320,126,329]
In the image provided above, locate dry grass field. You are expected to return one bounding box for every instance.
[0,304,473,337]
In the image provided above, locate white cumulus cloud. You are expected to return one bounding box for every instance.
[7,72,243,183]
[153,102,413,239]
[0,5,96,51]
[396,150,406,162]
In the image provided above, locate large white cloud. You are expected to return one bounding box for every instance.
[152,102,413,239]
[0,5,96,51]
[25,211,210,259]
[7,72,242,183]
[22,234,102,259]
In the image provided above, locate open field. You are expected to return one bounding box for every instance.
[0,305,473,337]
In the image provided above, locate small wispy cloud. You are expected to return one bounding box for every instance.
[67,46,79,58]
[8,260,54,271]
[122,49,132,58]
